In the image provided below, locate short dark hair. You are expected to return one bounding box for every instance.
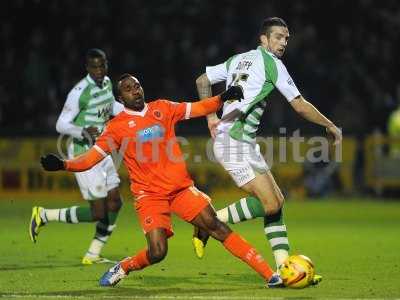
[116,73,134,95]
[86,48,106,62]
[118,73,133,82]
[260,17,288,37]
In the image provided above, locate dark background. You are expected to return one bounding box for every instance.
[1,0,399,137]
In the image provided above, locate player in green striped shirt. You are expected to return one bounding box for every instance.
[29,49,124,265]
[194,17,342,284]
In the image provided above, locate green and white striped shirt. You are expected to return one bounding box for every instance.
[206,46,300,143]
[56,74,124,156]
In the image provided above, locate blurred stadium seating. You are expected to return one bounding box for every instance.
[1,0,400,198]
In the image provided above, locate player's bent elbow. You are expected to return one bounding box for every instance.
[148,247,168,264]
[290,96,309,115]
[195,73,210,88]
[55,119,65,134]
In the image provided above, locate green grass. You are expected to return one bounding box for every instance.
[1,197,400,299]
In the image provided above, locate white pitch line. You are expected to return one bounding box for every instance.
[0,296,281,300]
[2,295,400,300]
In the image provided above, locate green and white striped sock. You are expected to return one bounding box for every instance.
[264,208,289,268]
[86,212,118,257]
[43,206,94,223]
[217,196,265,224]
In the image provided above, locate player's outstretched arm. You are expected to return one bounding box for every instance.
[196,73,219,138]
[196,73,213,100]
[40,147,105,172]
[190,86,244,119]
[290,95,342,145]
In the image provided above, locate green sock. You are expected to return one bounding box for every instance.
[46,206,94,223]
[107,211,119,225]
[264,208,289,267]
[75,206,94,222]
[227,196,265,224]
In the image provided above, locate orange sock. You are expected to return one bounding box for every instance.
[223,232,273,280]
[121,248,151,273]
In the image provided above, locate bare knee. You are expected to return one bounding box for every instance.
[148,242,168,264]
[212,220,232,241]
[107,189,122,212]
[90,201,106,221]
[200,212,232,242]
[107,195,122,212]
[253,189,284,215]
[262,196,283,215]
[269,193,284,215]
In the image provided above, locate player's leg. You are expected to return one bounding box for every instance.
[241,172,322,284]
[83,159,122,264]
[212,139,321,284]
[82,189,121,264]
[124,228,168,269]
[214,172,289,268]
[173,187,280,286]
[192,205,282,286]
[196,136,290,268]
[100,197,172,287]
[30,163,110,244]
[224,170,289,268]
[100,228,168,287]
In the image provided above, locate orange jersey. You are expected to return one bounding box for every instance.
[95,100,193,196]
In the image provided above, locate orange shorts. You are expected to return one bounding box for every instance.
[134,186,211,237]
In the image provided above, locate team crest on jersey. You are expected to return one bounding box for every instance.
[128,120,136,128]
[153,110,163,120]
[144,216,153,225]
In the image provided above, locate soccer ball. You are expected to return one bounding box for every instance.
[279,255,315,288]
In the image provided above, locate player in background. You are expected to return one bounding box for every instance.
[194,17,342,283]
[40,74,284,288]
[29,49,125,265]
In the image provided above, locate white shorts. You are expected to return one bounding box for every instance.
[74,156,120,200]
[213,132,269,187]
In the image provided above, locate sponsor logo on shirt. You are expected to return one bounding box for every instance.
[137,124,165,142]
[97,104,112,119]
[144,216,153,225]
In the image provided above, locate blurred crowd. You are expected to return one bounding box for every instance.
[1,0,399,136]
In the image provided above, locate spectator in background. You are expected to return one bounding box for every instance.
[1,0,399,137]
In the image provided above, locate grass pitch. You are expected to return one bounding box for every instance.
[0,196,399,299]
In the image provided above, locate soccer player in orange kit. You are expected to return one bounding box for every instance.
[40,74,283,288]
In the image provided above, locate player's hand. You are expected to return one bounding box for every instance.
[40,154,65,171]
[207,115,221,139]
[220,85,244,102]
[326,124,342,146]
[82,126,100,143]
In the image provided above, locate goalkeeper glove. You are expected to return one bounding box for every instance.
[220,85,244,102]
[40,154,65,171]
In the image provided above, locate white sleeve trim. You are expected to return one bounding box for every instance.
[93,145,108,157]
[185,103,192,119]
